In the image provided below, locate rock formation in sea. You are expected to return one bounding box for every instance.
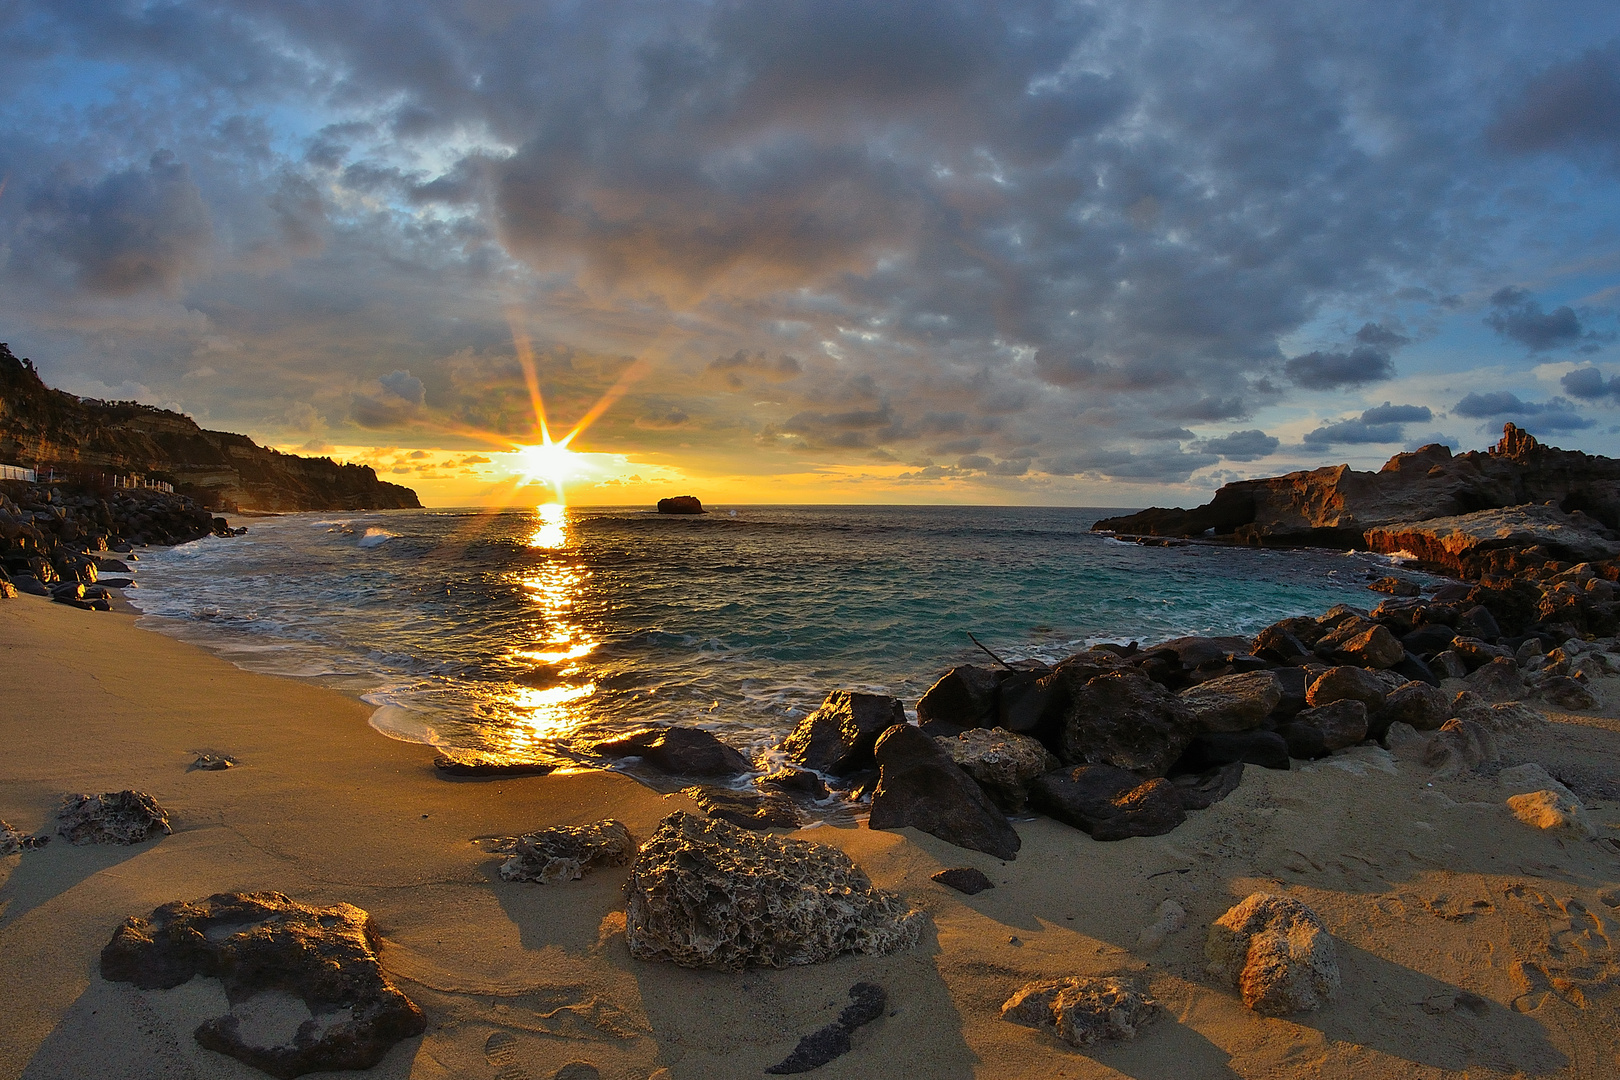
[0,342,419,512]
[656,495,705,514]
[1093,424,1620,579]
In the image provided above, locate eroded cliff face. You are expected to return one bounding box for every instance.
[1093,426,1620,577]
[0,343,420,511]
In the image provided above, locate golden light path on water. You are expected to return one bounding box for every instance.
[483,502,600,760]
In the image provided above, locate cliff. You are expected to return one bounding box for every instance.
[0,343,420,512]
[1094,425,1620,578]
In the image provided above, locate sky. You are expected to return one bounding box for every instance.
[3,1,1620,507]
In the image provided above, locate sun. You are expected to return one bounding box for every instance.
[511,436,580,500]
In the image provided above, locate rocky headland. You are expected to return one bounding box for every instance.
[0,342,419,512]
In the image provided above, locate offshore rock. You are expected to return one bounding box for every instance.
[1061,672,1196,777]
[935,727,1058,812]
[682,786,804,830]
[99,892,426,1078]
[1365,503,1620,579]
[656,495,705,514]
[777,690,906,776]
[916,665,1002,730]
[625,811,924,969]
[1029,765,1186,841]
[1000,976,1159,1047]
[57,790,171,845]
[1178,670,1282,733]
[1206,893,1340,1016]
[765,982,888,1075]
[868,724,1021,859]
[591,725,752,777]
[496,820,635,884]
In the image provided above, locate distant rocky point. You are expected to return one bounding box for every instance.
[657,495,705,515]
[1094,425,1620,579]
[0,342,420,512]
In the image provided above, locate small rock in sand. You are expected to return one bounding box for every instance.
[931,867,995,895]
[56,790,171,845]
[1506,789,1596,839]
[1538,675,1599,711]
[682,786,803,830]
[1206,893,1340,1016]
[765,981,887,1074]
[190,753,236,771]
[498,820,636,883]
[1000,976,1159,1047]
[1137,899,1188,951]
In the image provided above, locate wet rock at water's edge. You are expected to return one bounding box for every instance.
[100,892,427,1078]
[591,725,752,777]
[867,723,1022,860]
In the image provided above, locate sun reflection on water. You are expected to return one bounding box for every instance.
[489,503,599,758]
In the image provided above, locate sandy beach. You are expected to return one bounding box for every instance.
[5,592,1620,1079]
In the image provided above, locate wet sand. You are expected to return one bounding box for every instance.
[4,591,1620,1079]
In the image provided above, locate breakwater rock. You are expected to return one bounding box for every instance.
[0,342,418,512]
[1093,424,1620,579]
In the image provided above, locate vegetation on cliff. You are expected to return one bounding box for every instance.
[0,343,420,512]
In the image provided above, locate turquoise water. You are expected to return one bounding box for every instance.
[126,504,1408,762]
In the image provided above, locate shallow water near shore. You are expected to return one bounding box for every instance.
[125,504,1418,767]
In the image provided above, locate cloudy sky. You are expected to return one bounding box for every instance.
[4,1,1620,506]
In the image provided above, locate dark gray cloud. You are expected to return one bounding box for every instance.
[1484,287,1610,352]
[1303,402,1434,447]
[1200,429,1279,461]
[1284,345,1397,391]
[1453,391,1593,433]
[1490,40,1620,161]
[352,369,428,428]
[708,350,803,388]
[24,151,212,294]
[1562,365,1620,400]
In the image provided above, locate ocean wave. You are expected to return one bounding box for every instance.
[357,527,395,548]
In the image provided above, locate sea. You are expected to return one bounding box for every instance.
[122,504,1424,773]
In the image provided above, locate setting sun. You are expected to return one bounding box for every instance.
[511,438,581,496]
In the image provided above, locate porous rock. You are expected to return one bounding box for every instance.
[591,725,751,777]
[1206,893,1340,1016]
[765,982,887,1074]
[1138,899,1189,950]
[1178,670,1283,733]
[935,727,1057,812]
[1029,765,1186,841]
[1305,666,1388,712]
[625,811,924,969]
[917,666,1001,729]
[1464,657,1526,703]
[497,820,635,883]
[1061,671,1195,777]
[99,892,426,1078]
[868,724,1021,859]
[1539,675,1599,711]
[682,786,803,830]
[1170,762,1245,810]
[1507,789,1596,839]
[777,691,906,775]
[0,820,25,856]
[931,867,994,895]
[57,790,171,845]
[1000,976,1159,1047]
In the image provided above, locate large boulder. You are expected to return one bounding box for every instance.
[57,791,171,845]
[1205,893,1340,1016]
[591,726,752,777]
[868,725,1021,860]
[916,666,1002,730]
[625,812,924,968]
[1060,672,1196,777]
[496,820,635,883]
[1464,657,1526,703]
[777,691,906,775]
[1538,675,1599,711]
[1000,977,1159,1047]
[935,727,1058,812]
[1305,666,1388,712]
[1178,671,1283,733]
[1028,765,1186,841]
[656,496,705,514]
[1278,701,1368,758]
[1171,763,1246,810]
[100,892,427,1078]
[1174,731,1290,773]
[1373,681,1450,734]
[996,669,1071,743]
[1325,625,1405,669]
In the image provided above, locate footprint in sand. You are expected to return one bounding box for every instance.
[484,1034,601,1080]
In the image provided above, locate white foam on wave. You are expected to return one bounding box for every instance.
[357,527,395,548]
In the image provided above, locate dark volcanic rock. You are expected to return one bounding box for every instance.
[1029,765,1187,841]
[1171,763,1246,810]
[756,767,829,799]
[497,820,636,883]
[625,811,923,968]
[916,665,1002,729]
[1060,672,1196,777]
[683,786,804,830]
[1373,681,1450,734]
[1253,624,1311,664]
[1401,623,1458,658]
[1280,701,1369,758]
[1305,666,1389,712]
[996,668,1071,744]
[867,724,1021,860]
[432,752,556,777]
[57,790,171,845]
[656,495,705,514]
[592,725,752,777]
[931,867,995,895]
[1179,670,1283,733]
[1175,731,1290,773]
[100,891,427,1078]
[1465,657,1526,702]
[765,982,887,1075]
[777,691,906,775]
